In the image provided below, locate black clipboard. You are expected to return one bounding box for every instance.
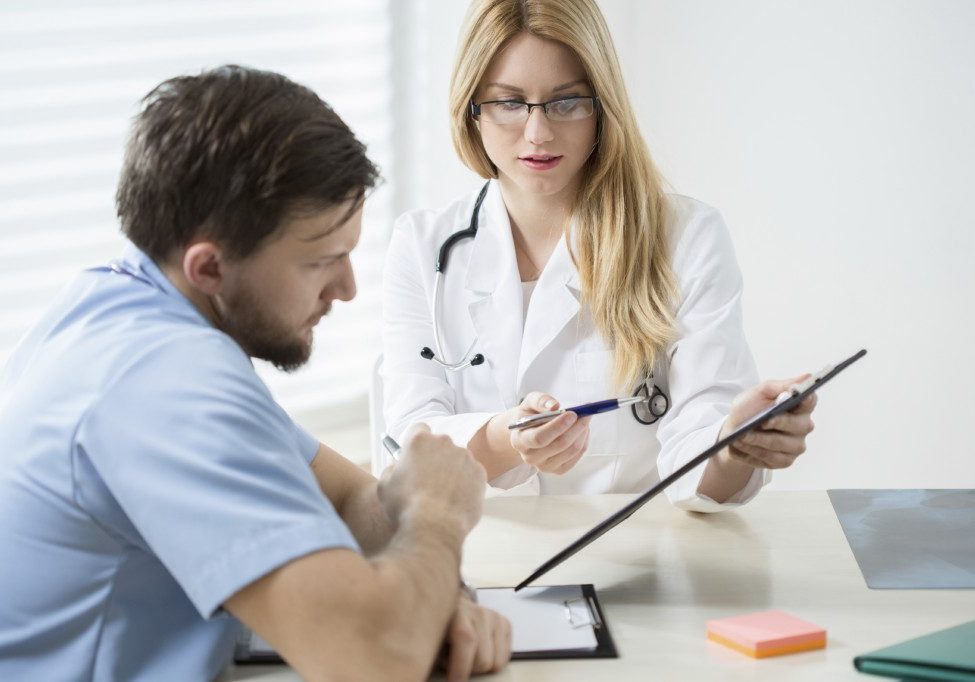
[515,349,868,591]
[233,629,281,665]
[524,584,617,659]
[233,583,618,664]
[477,584,618,660]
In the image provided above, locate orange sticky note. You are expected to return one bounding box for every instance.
[706,610,826,658]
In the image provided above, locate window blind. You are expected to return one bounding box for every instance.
[0,0,393,434]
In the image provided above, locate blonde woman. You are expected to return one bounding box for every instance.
[381,0,817,508]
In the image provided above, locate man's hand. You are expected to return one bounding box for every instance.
[377,424,486,535]
[440,595,512,681]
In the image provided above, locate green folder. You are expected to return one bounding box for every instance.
[854,620,975,681]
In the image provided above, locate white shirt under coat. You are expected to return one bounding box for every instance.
[381,180,769,511]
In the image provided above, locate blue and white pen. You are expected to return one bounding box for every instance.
[508,396,648,430]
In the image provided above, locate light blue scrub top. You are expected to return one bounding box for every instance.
[0,243,360,680]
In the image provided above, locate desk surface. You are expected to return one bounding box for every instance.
[223,491,975,681]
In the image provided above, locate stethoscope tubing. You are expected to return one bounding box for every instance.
[429,269,481,370]
[422,182,491,371]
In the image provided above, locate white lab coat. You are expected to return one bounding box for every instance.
[381,181,769,511]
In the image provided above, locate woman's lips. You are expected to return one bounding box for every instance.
[519,155,563,171]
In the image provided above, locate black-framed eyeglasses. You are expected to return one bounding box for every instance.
[470,95,599,125]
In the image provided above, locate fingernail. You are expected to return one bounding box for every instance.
[544,399,556,409]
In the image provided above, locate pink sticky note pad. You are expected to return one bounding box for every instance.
[706,610,826,658]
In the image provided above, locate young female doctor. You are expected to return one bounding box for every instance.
[381,0,817,509]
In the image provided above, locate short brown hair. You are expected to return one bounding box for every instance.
[116,65,379,262]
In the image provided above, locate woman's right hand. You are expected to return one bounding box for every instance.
[504,392,591,474]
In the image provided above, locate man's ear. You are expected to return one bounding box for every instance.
[182,242,225,295]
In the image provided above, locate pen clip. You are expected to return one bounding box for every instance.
[508,409,565,430]
[381,434,401,459]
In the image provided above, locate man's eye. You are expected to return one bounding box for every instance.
[308,260,332,269]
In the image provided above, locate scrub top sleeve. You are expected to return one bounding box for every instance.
[293,422,320,464]
[656,205,770,512]
[75,335,359,618]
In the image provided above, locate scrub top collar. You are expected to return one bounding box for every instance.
[111,240,213,328]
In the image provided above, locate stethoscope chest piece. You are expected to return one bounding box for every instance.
[632,370,670,425]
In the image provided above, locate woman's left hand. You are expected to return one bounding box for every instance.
[720,375,818,469]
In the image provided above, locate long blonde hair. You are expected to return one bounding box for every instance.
[449,0,679,390]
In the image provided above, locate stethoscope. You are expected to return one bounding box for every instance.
[631,369,670,425]
[419,181,490,371]
[419,181,670,424]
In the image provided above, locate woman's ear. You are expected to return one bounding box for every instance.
[181,241,224,296]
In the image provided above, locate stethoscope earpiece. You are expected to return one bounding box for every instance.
[421,349,485,371]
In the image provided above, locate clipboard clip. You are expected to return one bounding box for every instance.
[775,363,835,405]
[564,596,603,630]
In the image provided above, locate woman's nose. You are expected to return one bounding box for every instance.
[523,106,554,145]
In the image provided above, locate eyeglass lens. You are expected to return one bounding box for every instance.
[479,97,595,125]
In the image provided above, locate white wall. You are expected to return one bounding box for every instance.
[398,0,975,489]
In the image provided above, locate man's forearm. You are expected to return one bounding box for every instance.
[308,444,395,554]
[365,509,466,677]
[338,480,395,555]
[225,512,468,682]
[257,438,484,680]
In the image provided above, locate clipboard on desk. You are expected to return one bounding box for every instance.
[233,584,617,663]
[515,349,868,591]
[477,584,617,659]
[234,629,282,664]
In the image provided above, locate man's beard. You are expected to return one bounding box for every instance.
[211,284,317,373]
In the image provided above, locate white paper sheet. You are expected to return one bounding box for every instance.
[475,586,598,653]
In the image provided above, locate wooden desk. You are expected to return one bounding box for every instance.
[224,491,975,681]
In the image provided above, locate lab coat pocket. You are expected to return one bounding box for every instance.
[573,350,619,457]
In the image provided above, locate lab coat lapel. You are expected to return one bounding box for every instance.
[516,235,581,389]
[465,183,523,408]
